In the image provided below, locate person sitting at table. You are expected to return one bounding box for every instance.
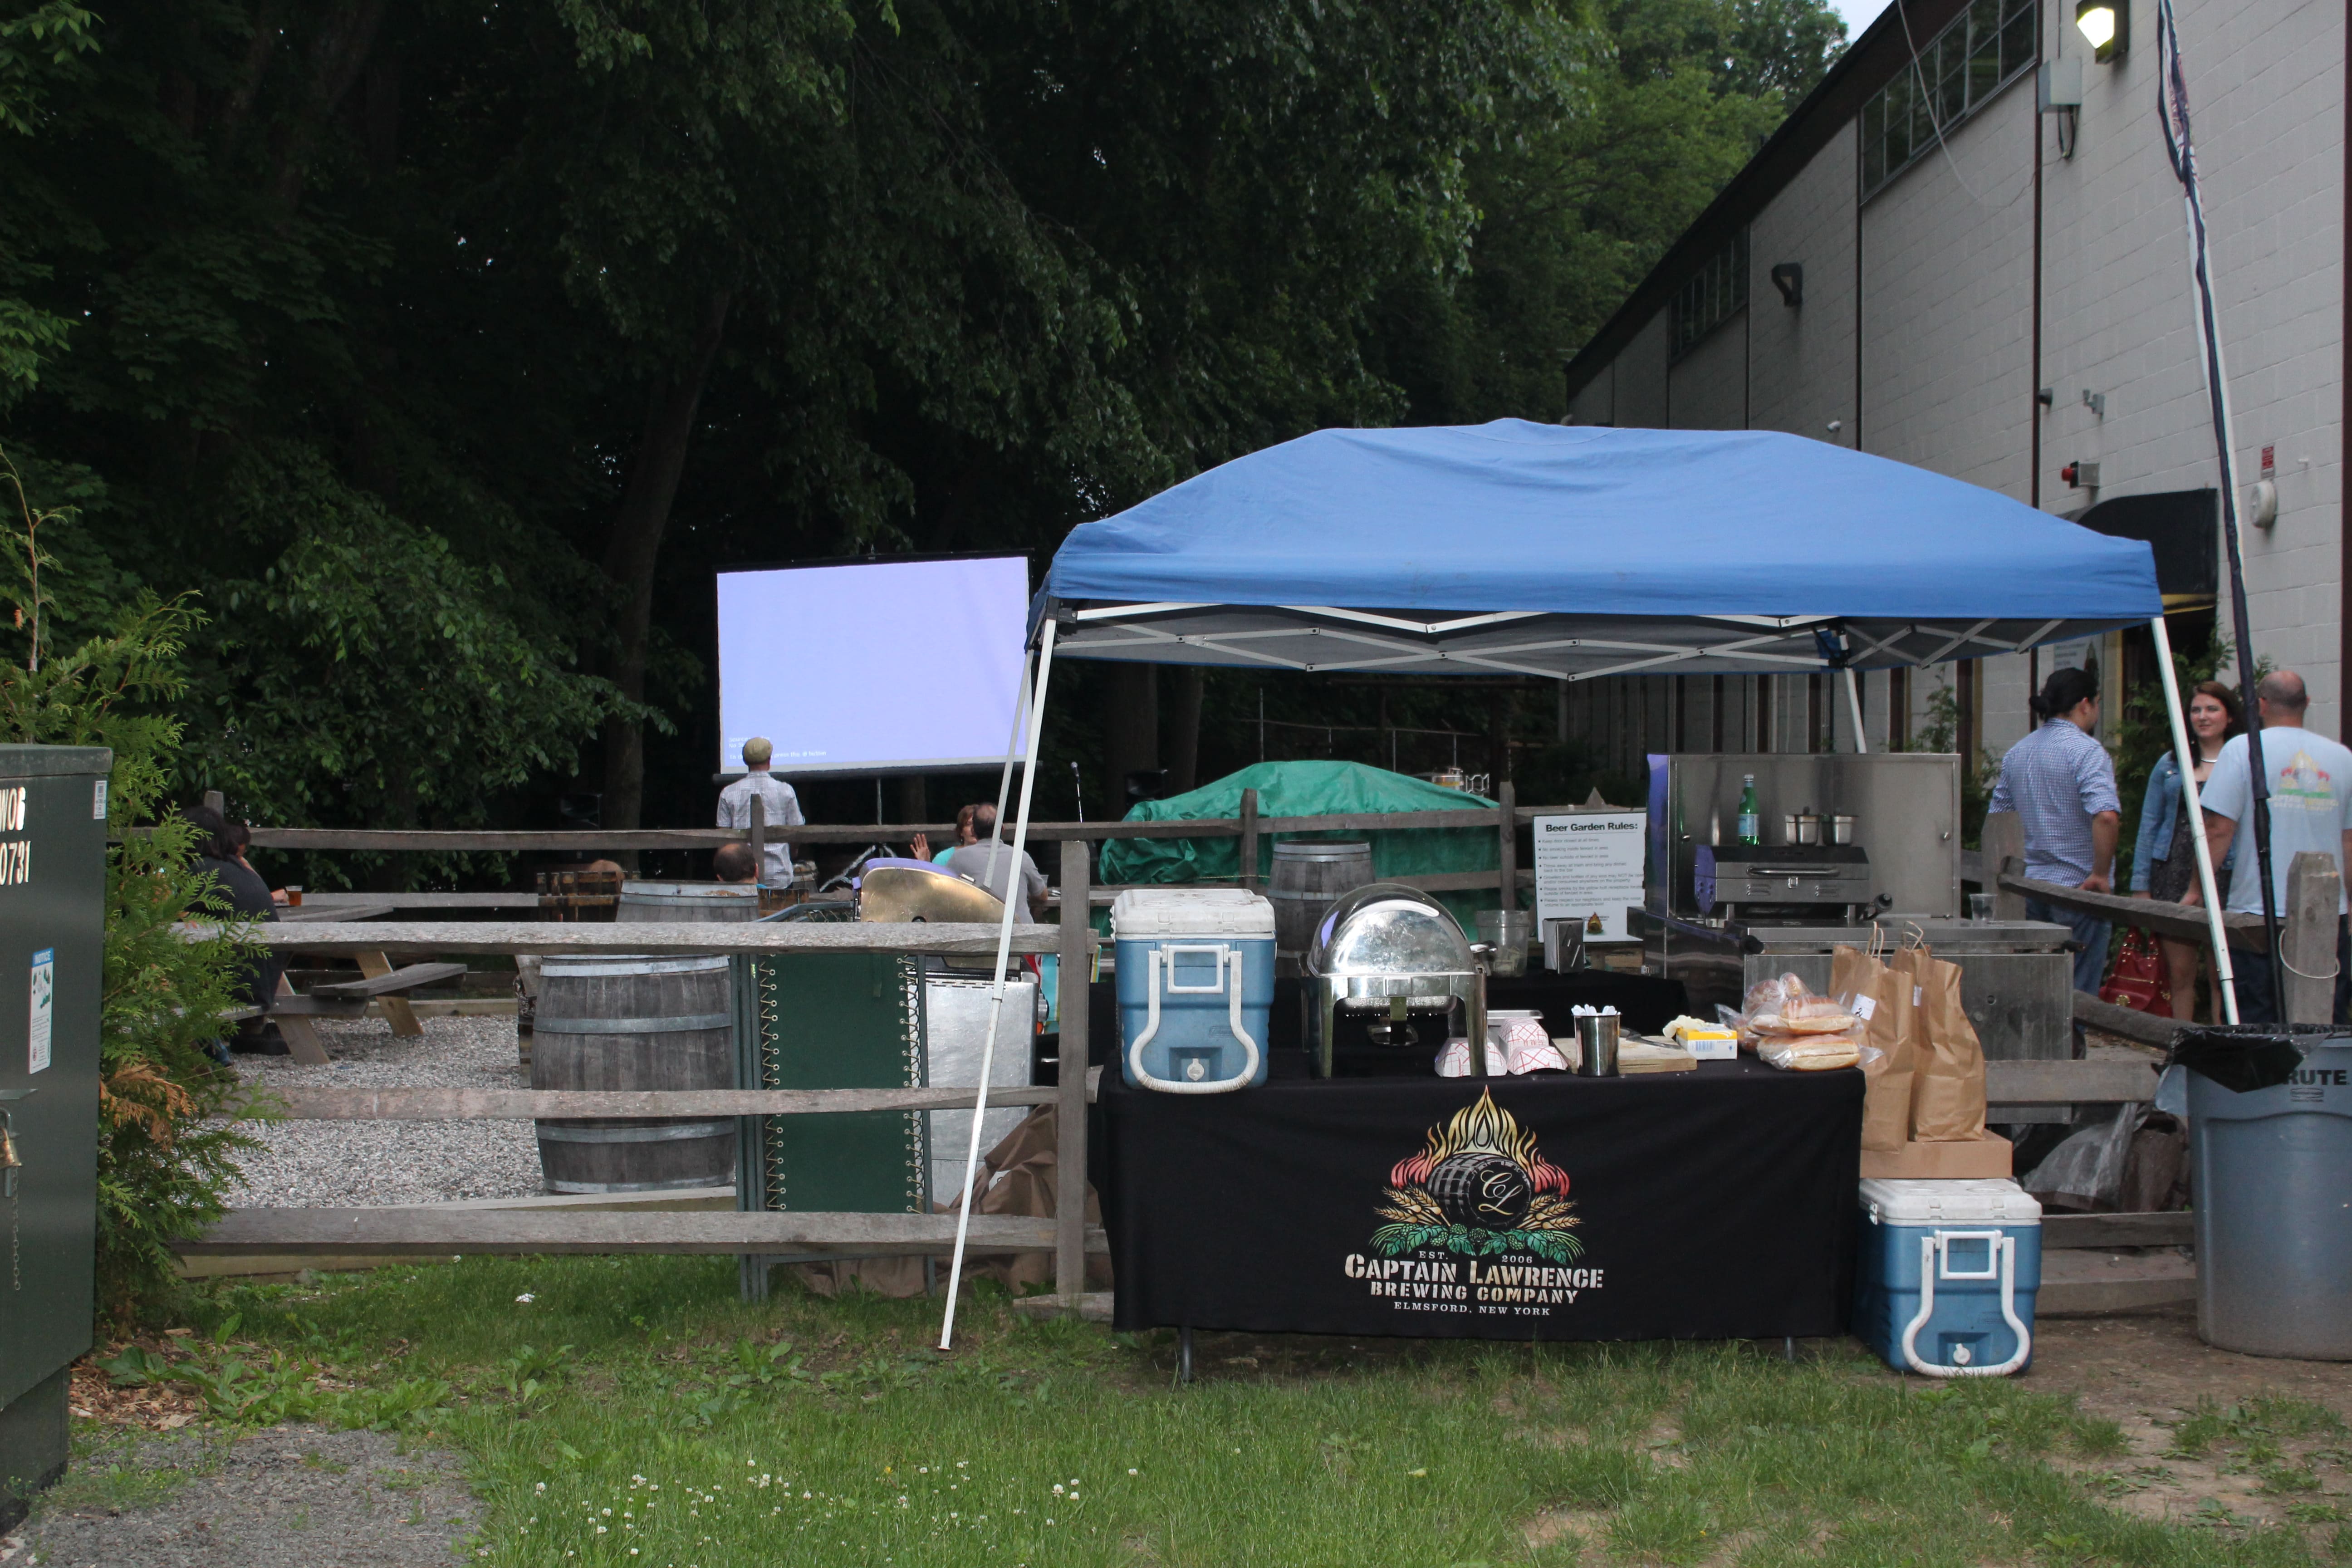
[2129,679,2239,1019]
[226,820,291,906]
[942,804,1048,921]
[188,805,286,1055]
[911,803,983,865]
[714,842,758,883]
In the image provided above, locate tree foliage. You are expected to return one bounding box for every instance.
[0,0,1843,837]
[0,451,258,1324]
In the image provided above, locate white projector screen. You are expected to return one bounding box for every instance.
[716,555,1030,775]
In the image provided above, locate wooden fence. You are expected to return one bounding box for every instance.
[1979,810,2344,1034]
[236,784,1602,906]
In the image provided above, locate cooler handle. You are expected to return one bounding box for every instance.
[1126,947,1261,1095]
[1899,1231,2031,1379]
[1161,944,1231,993]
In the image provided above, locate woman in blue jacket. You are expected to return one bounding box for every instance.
[2131,680,2240,1019]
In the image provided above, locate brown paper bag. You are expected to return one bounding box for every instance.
[1907,952,1987,1141]
[1833,940,1916,1152]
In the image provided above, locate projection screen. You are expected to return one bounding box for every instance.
[715,554,1031,776]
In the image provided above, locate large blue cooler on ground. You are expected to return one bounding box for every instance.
[1112,889,1275,1093]
[1854,1178,2041,1377]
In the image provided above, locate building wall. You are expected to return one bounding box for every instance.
[1749,121,1862,447]
[1616,314,1672,428]
[1568,362,1616,426]
[2039,0,2347,732]
[1561,0,2346,763]
[1668,310,1749,429]
[1858,82,2039,497]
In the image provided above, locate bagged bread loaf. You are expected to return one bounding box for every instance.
[1757,1033,1865,1071]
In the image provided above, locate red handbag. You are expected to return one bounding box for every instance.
[2099,928,2172,1013]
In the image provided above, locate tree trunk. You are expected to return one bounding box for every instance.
[1102,664,1159,811]
[599,288,735,831]
[1165,666,1203,794]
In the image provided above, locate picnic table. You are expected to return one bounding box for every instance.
[263,902,469,1063]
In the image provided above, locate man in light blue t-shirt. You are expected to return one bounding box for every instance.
[2199,671,2352,1024]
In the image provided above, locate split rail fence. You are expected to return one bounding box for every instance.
[189,792,1575,1313]
[182,798,2228,1316]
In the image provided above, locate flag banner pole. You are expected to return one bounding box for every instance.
[2156,0,2281,1018]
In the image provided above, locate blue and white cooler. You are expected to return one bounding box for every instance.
[1112,888,1275,1093]
[1855,1178,2042,1377]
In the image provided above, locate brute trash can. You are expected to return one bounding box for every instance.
[2181,1028,2352,1359]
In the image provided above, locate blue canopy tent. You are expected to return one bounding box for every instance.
[1034,421,2162,678]
[938,419,2223,1346]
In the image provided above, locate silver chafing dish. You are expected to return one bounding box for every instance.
[1306,882,1488,1078]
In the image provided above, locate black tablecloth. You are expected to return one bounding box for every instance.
[1098,1060,1862,1341]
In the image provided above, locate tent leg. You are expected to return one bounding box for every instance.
[1843,668,1869,755]
[985,657,1034,869]
[939,620,1058,1351]
[2151,616,2239,1023]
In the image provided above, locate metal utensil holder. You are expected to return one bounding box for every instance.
[1572,1013,1621,1078]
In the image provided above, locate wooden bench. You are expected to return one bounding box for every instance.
[268,957,471,1063]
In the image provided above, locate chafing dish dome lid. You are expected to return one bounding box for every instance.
[1307,882,1474,978]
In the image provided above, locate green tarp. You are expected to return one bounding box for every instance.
[1098,760,1500,931]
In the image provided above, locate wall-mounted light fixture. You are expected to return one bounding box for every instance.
[1769,263,1803,307]
[2075,0,2127,63]
[2081,388,2105,418]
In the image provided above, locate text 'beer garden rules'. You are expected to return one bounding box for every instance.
[1533,812,1646,943]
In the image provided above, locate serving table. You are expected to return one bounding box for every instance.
[1098,1058,1861,1341]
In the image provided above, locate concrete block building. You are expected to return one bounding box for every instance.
[1558,0,2345,779]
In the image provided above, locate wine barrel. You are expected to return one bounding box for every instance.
[532,955,735,1193]
[618,880,762,922]
[1269,840,1375,954]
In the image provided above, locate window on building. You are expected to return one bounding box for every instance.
[1670,229,1748,359]
[1860,0,2038,198]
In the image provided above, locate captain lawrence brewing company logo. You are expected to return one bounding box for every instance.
[1341,1088,1602,1321]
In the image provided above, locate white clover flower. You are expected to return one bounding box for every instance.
[534,1483,547,1494]
[515,1293,535,1303]
[1127,1468,1137,1475]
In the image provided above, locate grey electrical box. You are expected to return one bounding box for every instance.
[0,747,112,1529]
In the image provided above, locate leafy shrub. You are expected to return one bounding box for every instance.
[0,451,261,1323]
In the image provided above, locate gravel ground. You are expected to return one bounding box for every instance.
[12,1424,479,1568]
[222,1015,542,1209]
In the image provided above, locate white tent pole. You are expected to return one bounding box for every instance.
[938,619,1058,1351]
[1842,668,1869,754]
[2151,615,2238,1023]
[984,657,1033,881]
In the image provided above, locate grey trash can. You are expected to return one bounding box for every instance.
[2184,1029,2352,1359]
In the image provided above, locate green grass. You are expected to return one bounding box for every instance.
[102,1256,2342,1566]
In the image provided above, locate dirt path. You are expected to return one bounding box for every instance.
[8,1424,479,1568]
[2030,1305,2352,1539]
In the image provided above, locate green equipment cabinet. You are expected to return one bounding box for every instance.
[733,951,928,1298]
[0,746,112,1533]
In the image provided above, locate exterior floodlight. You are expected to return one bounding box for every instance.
[2075,0,2126,61]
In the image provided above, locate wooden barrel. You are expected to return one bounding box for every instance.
[1269,840,1375,954]
[532,955,736,1193]
[618,880,761,922]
